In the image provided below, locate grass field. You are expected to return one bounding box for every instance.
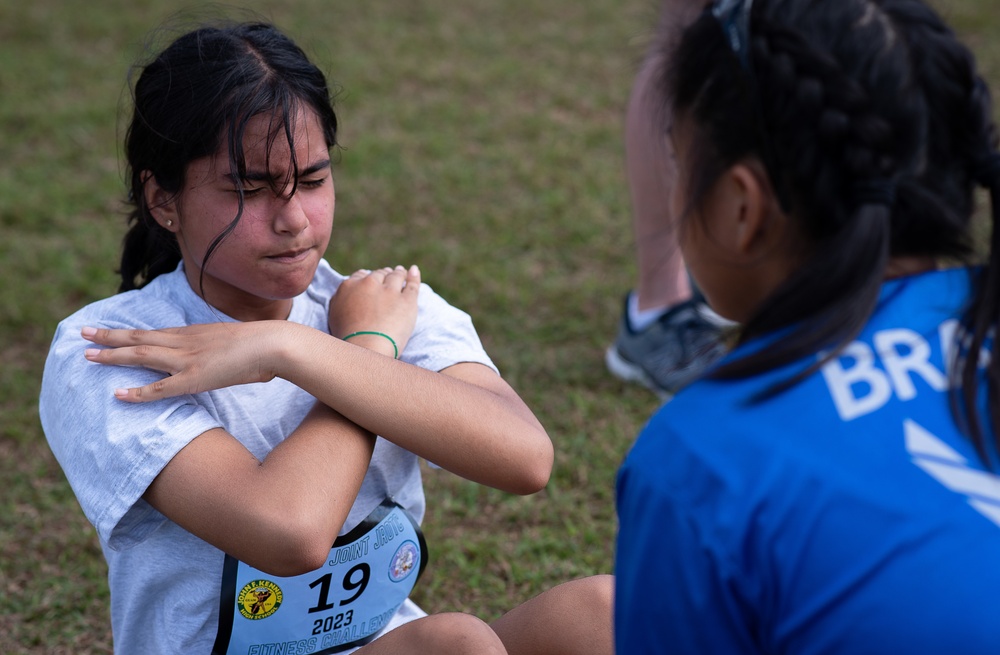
[2,0,998,652]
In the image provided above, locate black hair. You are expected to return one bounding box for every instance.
[663,0,1000,458]
[119,21,339,293]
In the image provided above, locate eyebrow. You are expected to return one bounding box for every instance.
[226,158,331,185]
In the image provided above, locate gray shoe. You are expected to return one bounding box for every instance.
[605,295,730,398]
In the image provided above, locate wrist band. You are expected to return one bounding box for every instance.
[342,331,399,359]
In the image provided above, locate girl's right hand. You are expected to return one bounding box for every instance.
[81,320,294,401]
[329,265,421,357]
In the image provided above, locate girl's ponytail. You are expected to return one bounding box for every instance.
[957,127,1000,460]
[667,0,918,394]
[117,206,181,292]
[666,0,999,419]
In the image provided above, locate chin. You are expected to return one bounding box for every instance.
[259,276,313,301]
[701,296,744,325]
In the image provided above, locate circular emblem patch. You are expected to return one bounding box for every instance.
[388,540,419,582]
[237,579,283,620]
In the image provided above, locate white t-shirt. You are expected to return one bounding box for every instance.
[39,259,496,654]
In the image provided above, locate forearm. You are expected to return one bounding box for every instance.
[257,402,376,540]
[83,316,552,495]
[146,401,375,576]
[275,327,552,494]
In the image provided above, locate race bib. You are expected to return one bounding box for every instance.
[212,500,427,655]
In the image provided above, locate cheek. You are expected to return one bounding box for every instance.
[678,219,726,314]
[178,209,238,262]
[306,195,334,242]
[677,217,705,276]
[311,195,333,225]
[669,175,685,229]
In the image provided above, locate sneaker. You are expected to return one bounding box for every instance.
[605,294,731,398]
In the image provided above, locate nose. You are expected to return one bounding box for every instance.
[272,190,309,236]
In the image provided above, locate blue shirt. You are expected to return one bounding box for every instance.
[615,268,1000,654]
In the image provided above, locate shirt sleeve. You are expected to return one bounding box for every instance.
[39,311,222,551]
[309,260,497,375]
[403,282,498,375]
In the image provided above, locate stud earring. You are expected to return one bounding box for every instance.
[165,219,173,227]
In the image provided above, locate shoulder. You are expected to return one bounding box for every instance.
[65,290,183,332]
[871,266,971,326]
[48,282,192,361]
[620,363,859,519]
[414,280,472,319]
[53,266,214,338]
[409,281,497,374]
[309,260,496,372]
[310,258,470,317]
[621,383,766,501]
[39,286,223,547]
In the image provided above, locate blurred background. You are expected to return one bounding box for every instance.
[1,0,996,651]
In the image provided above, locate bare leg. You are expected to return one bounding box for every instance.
[627,0,714,311]
[358,612,507,655]
[626,45,689,312]
[608,1,727,396]
[490,575,614,655]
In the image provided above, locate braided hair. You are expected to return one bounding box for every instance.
[119,21,339,293]
[885,0,1000,460]
[663,0,1000,456]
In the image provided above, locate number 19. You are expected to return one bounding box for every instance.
[308,563,371,613]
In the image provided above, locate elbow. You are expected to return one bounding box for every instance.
[262,531,333,577]
[279,535,334,576]
[254,508,339,577]
[510,438,553,495]
[516,467,551,496]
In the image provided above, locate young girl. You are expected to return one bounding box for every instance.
[38,21,611,655]
[615,0,1000,652]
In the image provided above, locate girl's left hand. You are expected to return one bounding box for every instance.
[81,321,295,402]
[329,265,421,356]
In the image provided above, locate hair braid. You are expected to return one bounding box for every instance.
[749,9,916,229]
[666,0,995,403]
[957,82,1000,461]
[872,0,1000,460]
[878,0,978,259]
[118,207,181,293]
[702,0,918,389]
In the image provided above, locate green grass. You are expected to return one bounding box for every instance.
[1,0,997,652]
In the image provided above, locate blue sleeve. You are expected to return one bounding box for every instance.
[614,427,762,654]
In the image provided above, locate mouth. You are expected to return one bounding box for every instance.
[266,247,313,263]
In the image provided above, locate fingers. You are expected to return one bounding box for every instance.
[83,339,210,402]
[110,371,209,403]
[84,342,178,374]
[384,265,408,289]
[81,325,180,348]
[112,378,174,403]
[404,264,421,295]
[81,326,196,376]
[79,322,279,402]
[80,340,188,403]
[347,265,421,292]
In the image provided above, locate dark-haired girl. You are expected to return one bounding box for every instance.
[615,0,1000,652]
[38,20,611,655]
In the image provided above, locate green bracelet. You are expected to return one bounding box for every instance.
[342,331,399,359]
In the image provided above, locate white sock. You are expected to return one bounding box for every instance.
[628,292,669,331]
